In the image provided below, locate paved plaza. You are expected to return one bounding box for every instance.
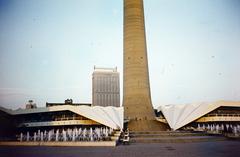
[0,141,239,157]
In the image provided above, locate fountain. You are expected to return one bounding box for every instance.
[221,124,224,131]
[109,128,113,135]
[100,127,103,136]
[40,132,43,141]
[237,125,240,133]
[38,130,40,140]
[16,127,117,143]
[63,130,67,142]
[197,124,201,130]
[95,128,101,140]
[90,128,93,141]
[216,124,219,133]
[20,133,23,142]
[101,128,106,137]
[26,132,29,141]
[226,124,229,131]
[34,132,37,141]
[56,130,59,142]
[105,127,108,138]
[207,124,210,130]
[75,128,78,139]
[83,128,86,140]
[233,126,237,134]
[72,129,75,141]
[67,128,72,141]
[48,130,52,141]
[44,130,47,140]
[213,124,216,132]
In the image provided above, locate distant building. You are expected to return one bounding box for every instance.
[25,100,37,109]
[92,66,120,107]
[46,99,91,107]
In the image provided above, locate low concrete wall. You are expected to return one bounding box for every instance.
[0,141,116,147]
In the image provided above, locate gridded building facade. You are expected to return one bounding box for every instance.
[92,67,120,107]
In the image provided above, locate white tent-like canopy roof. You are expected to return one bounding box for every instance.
[158,100,240,130]
[1,105,124,130]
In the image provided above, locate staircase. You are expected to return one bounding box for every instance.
[130,131,226,143]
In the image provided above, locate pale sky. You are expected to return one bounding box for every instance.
[0,0,240,109]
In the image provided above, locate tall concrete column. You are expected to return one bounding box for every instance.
[123,0,166,131]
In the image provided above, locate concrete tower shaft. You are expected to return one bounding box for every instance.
[123,0,155,121]
[123,0,167,131]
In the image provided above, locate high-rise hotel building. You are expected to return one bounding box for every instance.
[92,66,120,107]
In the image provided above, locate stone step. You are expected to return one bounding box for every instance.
[130,133,207,138]
[128,131,226,143]
[130,131,174,134]
[130,131,209,138]
[130,131,202,135]
[130,136,226,143]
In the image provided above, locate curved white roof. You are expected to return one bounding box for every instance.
[1,105,123,130]
[158,100,240,130]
